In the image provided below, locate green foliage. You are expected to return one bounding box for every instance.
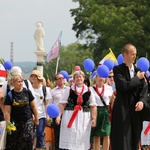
[71,0,150,62]
[43,42,94,81]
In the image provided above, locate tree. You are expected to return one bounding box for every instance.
[43,42,94,82]
[70,0,150,63]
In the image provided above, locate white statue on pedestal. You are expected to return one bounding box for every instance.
[34,22,45,51]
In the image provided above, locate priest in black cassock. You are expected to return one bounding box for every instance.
[111,44,148,150]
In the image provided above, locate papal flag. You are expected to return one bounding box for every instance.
[46,31,62,62]
[99,48,117,65]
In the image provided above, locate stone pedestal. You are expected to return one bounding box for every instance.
[34,50,46,76]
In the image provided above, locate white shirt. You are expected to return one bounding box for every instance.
[129,64,135,78]
[33,85,52,119]
[90,84,113,106]
[50,85,69,105]
[59,84,97,106]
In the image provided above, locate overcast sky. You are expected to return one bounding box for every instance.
[0,0,78,62]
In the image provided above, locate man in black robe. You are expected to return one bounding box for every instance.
[111,44,148,150]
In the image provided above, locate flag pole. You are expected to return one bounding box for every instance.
[55,55,60,75]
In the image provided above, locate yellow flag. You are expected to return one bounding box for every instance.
[99,48,117,65]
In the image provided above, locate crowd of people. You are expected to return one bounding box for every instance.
[0,43,150,150]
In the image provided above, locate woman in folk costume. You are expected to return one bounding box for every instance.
[56,70,97,150]
[91,74,115,150]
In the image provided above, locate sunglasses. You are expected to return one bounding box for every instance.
[56,77,64,80]
[108,76,114,78]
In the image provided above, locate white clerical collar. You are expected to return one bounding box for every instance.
[129,64,134,78]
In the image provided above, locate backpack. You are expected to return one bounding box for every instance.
[42,85,46,103]
[8,85,47,104]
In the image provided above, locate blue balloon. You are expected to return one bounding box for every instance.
[46,104,60,118]
[59,70,69,80]
[103,59,114,71]
[91,70,97,79]
[97,65,109,78]
[83,58,95,72]
[117,54,124,64]
[3,61,12,70]
[137,57,150,72]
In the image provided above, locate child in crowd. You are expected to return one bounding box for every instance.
[44,118,55,150]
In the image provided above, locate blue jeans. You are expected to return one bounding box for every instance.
[36,118,46,148]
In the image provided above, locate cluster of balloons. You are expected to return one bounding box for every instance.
[59,54,150,81]
[46,104,60,118]
[83,58,115,78]
[84,54,150,79]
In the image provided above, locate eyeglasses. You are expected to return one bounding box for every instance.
[56,77,64,80]
[108,76,114,78]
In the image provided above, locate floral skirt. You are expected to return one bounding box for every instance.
[6,118,35,150]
